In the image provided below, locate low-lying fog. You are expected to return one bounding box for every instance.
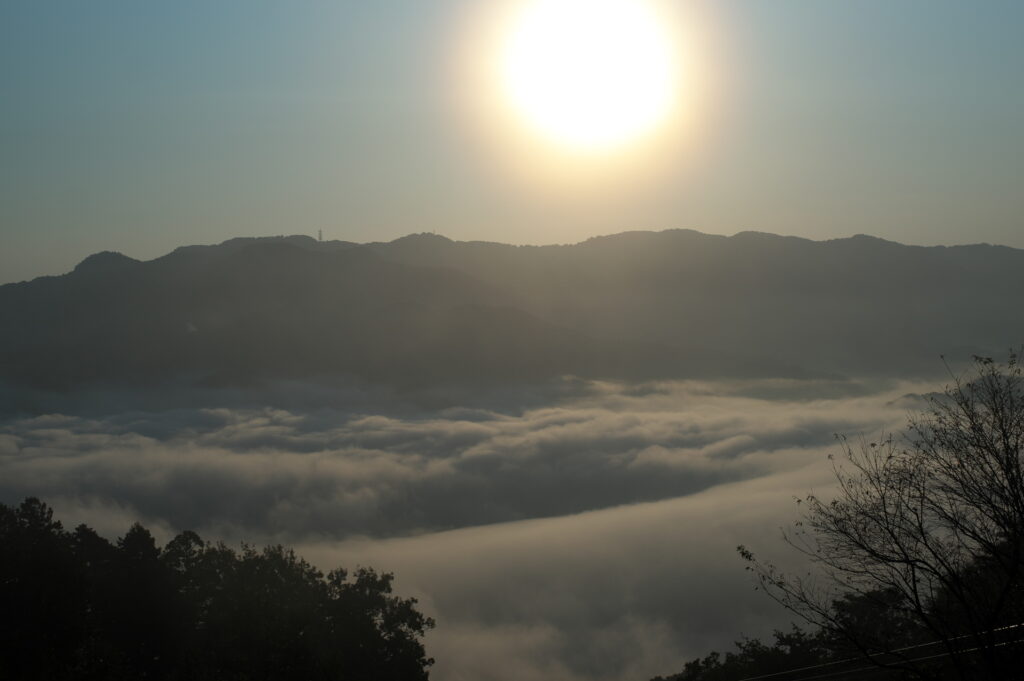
[0,377,936,681]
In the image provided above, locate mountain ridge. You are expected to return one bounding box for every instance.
[5,229,1019,289]
[2,229,1021,405]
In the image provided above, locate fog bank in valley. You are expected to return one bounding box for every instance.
[0,377,932,680]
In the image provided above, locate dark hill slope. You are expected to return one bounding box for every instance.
[2,230,1022,392]
[0,237,714,391]
[366,230,1024,376]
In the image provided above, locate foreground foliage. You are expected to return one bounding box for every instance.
[656,355,1024,680]
[0,499,434,680]
[651,603,922,681]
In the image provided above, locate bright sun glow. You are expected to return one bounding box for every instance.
[499,0,681,153]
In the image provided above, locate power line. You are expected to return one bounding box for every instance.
[786,635,1024,681]
[733,622,1024,681]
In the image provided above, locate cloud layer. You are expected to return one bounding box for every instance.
[0,377,931,680]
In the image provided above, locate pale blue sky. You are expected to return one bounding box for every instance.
[2,0,1022,283]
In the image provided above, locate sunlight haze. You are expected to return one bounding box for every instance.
[2,3,1024,680]
[498,0,681,152]
[2,1,1022,283]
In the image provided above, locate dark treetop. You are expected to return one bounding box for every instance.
[0,498,434,681]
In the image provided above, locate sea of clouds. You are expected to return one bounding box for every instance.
[0,377,936,681]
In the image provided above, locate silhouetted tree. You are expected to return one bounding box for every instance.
[740,354,1024,680]
[0,500,433,680]
[650,626,843,681]
[0,499,88,679]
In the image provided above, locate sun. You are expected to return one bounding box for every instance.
[498,0,681,153]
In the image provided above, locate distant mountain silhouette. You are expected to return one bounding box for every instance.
[71,250,141,276]
[2,230,1021,393]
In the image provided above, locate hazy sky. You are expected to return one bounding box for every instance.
[2,0,1022,283]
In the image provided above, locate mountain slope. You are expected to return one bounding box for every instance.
[366,230,1024,375]
[0,236,710,391]
[2,230,1021,394]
